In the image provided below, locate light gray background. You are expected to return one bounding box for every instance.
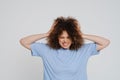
[0,0,119,80]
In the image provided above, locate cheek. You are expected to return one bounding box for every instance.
[69,39,72,42]
[58,39,63,43]
[68,39,72,43]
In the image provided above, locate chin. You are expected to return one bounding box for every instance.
[62,46,70,49]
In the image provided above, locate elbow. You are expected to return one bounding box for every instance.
[105,39,110,47]
[96,38,110,51]
[19,38,31,50]
[102,39,110,49]
[99,39,110,50]
[19,38,25,46]
[19,38,29,46]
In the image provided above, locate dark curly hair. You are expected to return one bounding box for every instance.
[47,16,84,50]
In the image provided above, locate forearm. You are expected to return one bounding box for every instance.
[20,33,49,49]
[82,34,110,50]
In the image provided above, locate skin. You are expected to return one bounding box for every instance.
[58,31,72,49]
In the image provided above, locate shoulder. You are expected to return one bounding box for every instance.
[78,42,97,51]
[80,43,95,48]
[30,42,50,49]
[30,42,52,57]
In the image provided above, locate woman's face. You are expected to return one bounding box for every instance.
[58,31,72,49]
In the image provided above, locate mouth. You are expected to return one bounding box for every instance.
[62,42,69,47]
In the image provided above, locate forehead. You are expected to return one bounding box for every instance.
[59,31,69,36]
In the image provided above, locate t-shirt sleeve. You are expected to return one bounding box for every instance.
[30,42,48,57]
[86,43,100,56]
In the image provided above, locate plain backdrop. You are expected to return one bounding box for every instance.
[0,0,120,80]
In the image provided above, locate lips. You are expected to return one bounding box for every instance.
[62,42,69,46]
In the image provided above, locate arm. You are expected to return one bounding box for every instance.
[82,34,110,51]
[20,21,57,50]
[19,33,49,50]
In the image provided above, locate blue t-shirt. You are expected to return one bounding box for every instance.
[30,42,100,80]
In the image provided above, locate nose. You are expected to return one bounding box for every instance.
[63,38,67,42]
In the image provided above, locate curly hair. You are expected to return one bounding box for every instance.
[47,16,84,50]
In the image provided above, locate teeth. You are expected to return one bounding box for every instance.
[63,43,68,46]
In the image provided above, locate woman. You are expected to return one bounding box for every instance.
[20,16,110,80]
